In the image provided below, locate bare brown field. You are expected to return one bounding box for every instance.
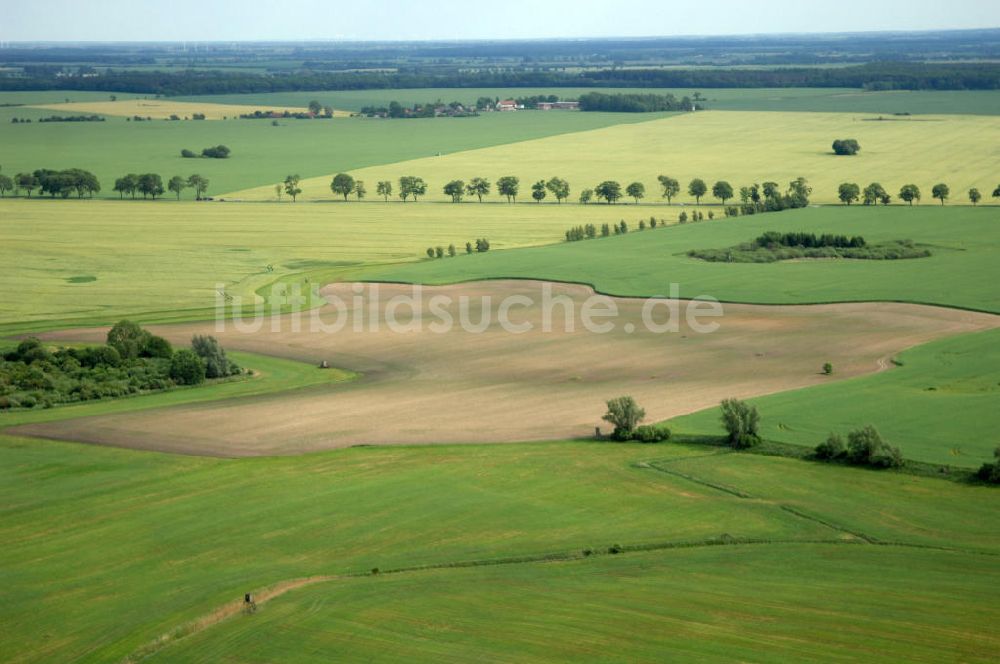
[18,281,999,456]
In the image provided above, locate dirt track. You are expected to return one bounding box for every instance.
[18,280,1000,456]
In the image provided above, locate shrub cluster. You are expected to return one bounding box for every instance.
[601,396,671,443]
[689,238,930,263]
[425,238,489,258]
[832,139,862,156]
[0,323,241,410]
[720,398,760,449]
[814,426,904,469]
[976,447,1000,484]
[181,145,231,159]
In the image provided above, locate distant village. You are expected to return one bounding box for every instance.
[357,95,580,119]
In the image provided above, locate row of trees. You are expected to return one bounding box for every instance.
[837,181,998,206]
[424,238,491,258]
[112,173,209,200]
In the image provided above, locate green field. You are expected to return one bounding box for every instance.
[365,206,1000,313]
[0,106,663,196]
[670,328,1000,467]
[177,87,1000,115]
[1,437,997,662]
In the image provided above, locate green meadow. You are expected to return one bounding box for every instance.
[1,438,998,662]
[366,205,1000,313]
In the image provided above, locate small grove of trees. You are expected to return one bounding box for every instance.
[113,173,163,199]
[444,179,465,202]
[180,144,231,159]
[814,425,903,469]
[25,168,101,198]
[166,174,209,200]
[720,398,760,449]
[863,182,890,206]
[546,177,570,203]
[601,396,670,442]
[399,176,427,202]
[976,446,1000,484]
[595,180,622,204]
[832,139,861,156]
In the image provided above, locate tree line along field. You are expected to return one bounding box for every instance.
[226,110,1000,205]
[176,87,1000,115]
[1,436,998,662]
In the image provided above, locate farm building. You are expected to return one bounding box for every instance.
[496,100,521,111]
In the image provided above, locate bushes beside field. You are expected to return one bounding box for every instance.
[689,234,930,263]
[0,322,242,410]
[814,426,904,469]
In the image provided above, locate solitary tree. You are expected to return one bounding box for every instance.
[187,174,209,200]
[274,183,283,200]
[531,180,546,203]
[331,173,355,200]
[284,174,302,202]
[353,180,366,201]
[602,396,646,441]
[497,176,519,203]
[838,182,861,205]
[595,180,622,204]
[579,188,593,204]
[0,173,12,198]
[932,183,950,205]
[712,180,733,205]
[657,175,680,203]
[443,180,465,203]
[862,182,887,206]
[720,398,760,449]
[466,177,491,202]
[762,181,780,200]
[993,184,1000,201]
[899,184,921,206]
[626,181,645,204]
[969,188,981,206]
[308,100,322,115]
[167,175,187,200]
[376,180,393,202]
[688,178,707,204]
[545,177,570,203]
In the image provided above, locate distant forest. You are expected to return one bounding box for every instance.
[2,62,999,96]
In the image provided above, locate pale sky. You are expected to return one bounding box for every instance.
[1,0,998,42]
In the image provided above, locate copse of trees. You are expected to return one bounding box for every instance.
[814,425,903,469]
[577,92,695,112]
[28,168,100,198]
[545,177,570,203]
[113,173,163,199]
[595,180,622,204]
[398,175,427,202]
[832,139,861,155]
[181,145,231,159]
[863,182,890,206]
